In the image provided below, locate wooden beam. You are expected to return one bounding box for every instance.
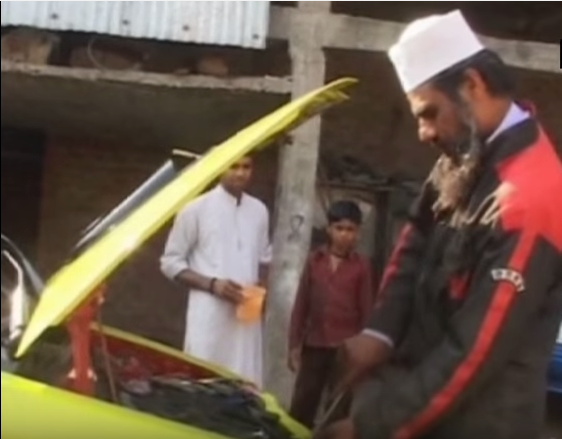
[264,1,330,406]
[269,6,561,75]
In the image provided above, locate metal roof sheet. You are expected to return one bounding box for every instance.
[1,1,270,49]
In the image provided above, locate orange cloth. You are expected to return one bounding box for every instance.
[236,286,266,322]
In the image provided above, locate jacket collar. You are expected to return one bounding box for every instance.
[487,101,531,144]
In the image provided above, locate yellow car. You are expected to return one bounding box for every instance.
[1,78,356,439]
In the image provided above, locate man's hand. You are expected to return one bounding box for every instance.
[314,419,355,439]
[331,332,392,397]
[288,347,301,372]
[212,279,244,304]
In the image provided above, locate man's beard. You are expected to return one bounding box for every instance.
[428,111,484,215]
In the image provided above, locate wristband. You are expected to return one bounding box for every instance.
[209,277,217,294]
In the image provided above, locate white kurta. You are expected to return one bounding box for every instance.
[160,185,271,387]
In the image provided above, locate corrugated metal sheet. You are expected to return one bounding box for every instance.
[0,1,270,49]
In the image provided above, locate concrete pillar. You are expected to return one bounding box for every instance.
[264,1,331,406]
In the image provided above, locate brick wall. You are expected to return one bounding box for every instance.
[1,128,45,260]
[38,136,278,347]
[323,50,438,181]
[322,50,562,183]
[1,158,44,258]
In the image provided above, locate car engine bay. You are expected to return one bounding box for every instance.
[90,332,298,439]
[1,232,299,439]
[4,320,298,439]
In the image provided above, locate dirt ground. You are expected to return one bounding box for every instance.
[545,393,562,438]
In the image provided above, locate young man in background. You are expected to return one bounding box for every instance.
[160,156,271,387]
[288,200,374,428]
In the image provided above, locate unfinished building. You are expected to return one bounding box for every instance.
[1,0,560,403]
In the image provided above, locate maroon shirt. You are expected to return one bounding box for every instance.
[289,246,375,350]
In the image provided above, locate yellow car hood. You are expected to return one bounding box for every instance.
[16,77,357,357]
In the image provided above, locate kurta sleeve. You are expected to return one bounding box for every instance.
[160,204,199,280]
[353,202,562,439]
[259,205,272,265]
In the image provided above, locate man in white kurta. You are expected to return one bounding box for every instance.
[160,157,271,387]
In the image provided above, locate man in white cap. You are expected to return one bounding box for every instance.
[314,9,562,439]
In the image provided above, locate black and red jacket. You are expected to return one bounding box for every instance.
[354,117,562,439]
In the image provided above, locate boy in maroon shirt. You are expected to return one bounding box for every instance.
[288,200,374,428]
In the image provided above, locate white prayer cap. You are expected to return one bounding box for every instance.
[388,10,484,93]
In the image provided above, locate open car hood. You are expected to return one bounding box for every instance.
[16,77,357,357]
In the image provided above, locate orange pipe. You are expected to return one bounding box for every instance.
[66,286,105,395]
